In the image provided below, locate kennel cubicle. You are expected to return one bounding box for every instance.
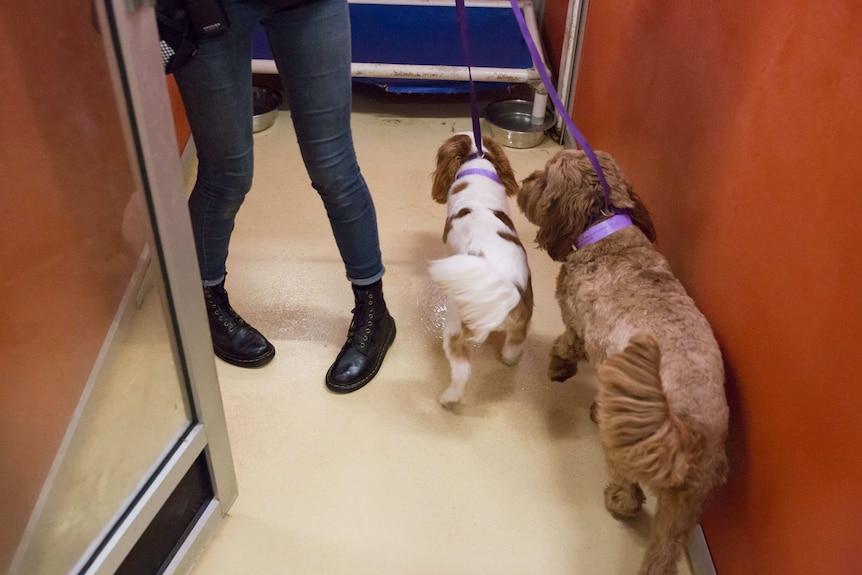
[250,0,552,122]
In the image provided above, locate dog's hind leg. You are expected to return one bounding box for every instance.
[439,302,472,405]
[604,464,645,519]
[637,486,709,575]
[548,328,585,381]
[501,330,525,365]
[501,319,528,366]
[501,286,531,366]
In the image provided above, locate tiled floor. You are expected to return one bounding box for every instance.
[187,85,692,575]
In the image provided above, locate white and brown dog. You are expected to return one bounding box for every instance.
[518,149,729,575]
[429,133,533,406]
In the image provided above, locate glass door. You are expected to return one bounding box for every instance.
[1,1,236,573]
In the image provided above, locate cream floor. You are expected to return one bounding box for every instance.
[187,86,692,575]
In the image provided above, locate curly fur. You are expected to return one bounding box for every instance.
[430,133,533,406]
[518,149,728,575]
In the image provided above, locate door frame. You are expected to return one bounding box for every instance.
[553,0,589,146]
[81,0,237,572]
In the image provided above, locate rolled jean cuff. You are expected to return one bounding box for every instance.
[348,267,385,287]
[202,275,226,287]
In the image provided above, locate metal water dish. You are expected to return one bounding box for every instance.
[252,86,282,133]
[484,99,555,149]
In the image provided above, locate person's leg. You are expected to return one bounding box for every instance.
[263,0,394,391]
[262,0,382,283]
[174,0,275,367]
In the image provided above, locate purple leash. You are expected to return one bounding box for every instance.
[507,0,612,214]
[455,0,484,157]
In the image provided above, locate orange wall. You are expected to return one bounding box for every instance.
[540,0,569,77]
[1,11,187,566]
[166,75,191,150]
[0,2,143,569]
[547,1,862,573]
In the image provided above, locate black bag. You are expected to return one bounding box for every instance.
[156,0,198,74]
[156,0,229,74]
[185,0,230,39]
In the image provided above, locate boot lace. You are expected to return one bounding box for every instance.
[347,291,375,351]
[204,286,248,334]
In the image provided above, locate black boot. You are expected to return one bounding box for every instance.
[202,279,275,368]
[325,280,396,393]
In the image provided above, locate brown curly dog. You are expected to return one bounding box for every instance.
[517,149,729,575]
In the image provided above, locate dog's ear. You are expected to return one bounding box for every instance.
[431,134,473,204]
[594,152,657,243]
[517,169,547,225]
[482,137,518,197]
[534,152,603,261]
[626,185,657,242]
[519,162,594,261]
[538,186,596,261]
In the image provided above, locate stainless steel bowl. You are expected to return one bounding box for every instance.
[484,98,555,149]
[252,86,282,133]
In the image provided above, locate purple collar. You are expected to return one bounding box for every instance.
[455,167,500,183]
[574,213,633,249]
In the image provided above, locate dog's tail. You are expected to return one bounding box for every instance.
[428,254,521,342]
[596,335,705,489]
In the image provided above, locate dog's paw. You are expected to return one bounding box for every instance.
[438,386,463,406]
[548,354,578,381]
[604,482,645,519]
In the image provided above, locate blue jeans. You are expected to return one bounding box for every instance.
[174,0,384,287]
